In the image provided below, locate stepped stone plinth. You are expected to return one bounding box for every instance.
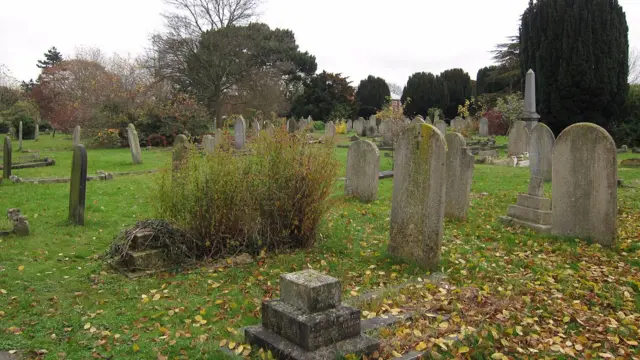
[245,269,379,360]
[499,176,552,234]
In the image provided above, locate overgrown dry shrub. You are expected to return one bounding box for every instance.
[154,128,339,259]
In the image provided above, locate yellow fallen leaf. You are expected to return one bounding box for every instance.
[228,341,236,350]
[392,350,402,358]
[623,339,638,346]
[491,353,506,360]
[215,299,223,305]
[0,289,6,294]
[84,322,91,330]
[219,339,227,347]
[458,346,470,354]
[18,265,24,271]
[152,294,161,301]
[438,321,449,329]
[133,343,140,353]
[413,329,422,337]
[415,342,427,351]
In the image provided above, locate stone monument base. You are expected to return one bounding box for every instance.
[245,326,379,360]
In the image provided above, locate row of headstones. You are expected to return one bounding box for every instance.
[345,125,474,269]
[345,120,619,270]
[9,121,42,152]
[503,122,617,246]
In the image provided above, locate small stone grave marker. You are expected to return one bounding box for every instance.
[68,144,88,225]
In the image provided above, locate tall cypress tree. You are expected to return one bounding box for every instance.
[355,75,391,118]
[440,68,472,119]
[401,72,448,118]
[520,0,629,134]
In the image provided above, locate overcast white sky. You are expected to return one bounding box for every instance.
[1,0,639,88]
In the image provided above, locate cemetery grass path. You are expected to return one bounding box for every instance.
[0,135,639,359]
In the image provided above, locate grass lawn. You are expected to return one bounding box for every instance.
[1,132,639,359]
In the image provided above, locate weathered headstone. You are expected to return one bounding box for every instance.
[72,125,81,146]
[235,116,246,150]
[380,120,394,145]
[18,121,23,151]
[528,123,554,182]
[347,120,353,132]
[215,128,223,146]
[127,124,143,165]
[479,117,489,137]
[552,123,617,246]
[325,121,336,138]
[34,124,39,141]
[353,118,365,137]
[265,123,275,137]
[172,134,189,170]
[411,117,426,125]
[435,119,446,135]
[508,121,529,156]
[287,119,297,134]
[368,115,377,128]
[389,124,446,270]
[3,136,11,180]
[444,133,474,220]
[203,135,215,154]
[68,144,88,226]
[499,175,552,233]
[252,119,261,137]
[521,69,540,131]
[245,270,379,359]
[345,140,380,202]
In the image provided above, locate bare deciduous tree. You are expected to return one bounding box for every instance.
[630,47,640,84]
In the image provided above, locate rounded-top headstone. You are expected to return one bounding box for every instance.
[552,123,617,246]
[345,140,380,202]
[529,123,555,181]
[234,116,246,150]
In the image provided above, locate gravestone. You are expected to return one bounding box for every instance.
[72,125,81,146]
[411,117,426,125]
[444,133,474,220]
[521,69,540,131]
[353,118,365,137]
[435,119,446,135]
[479,117,489,137]
[347,120,353,132]
[68,144,88,225]
[266,123,275,136]
[215,128,223,146]
[508,121,529,155]
[368,115,377,129]
[172,134,190,170]
[552,123,617,246]
[18,121,23,151]
[235,116,246,150]
[380,120,393,145]
[287,119,297,134]
[252,119,261,137]
[203,135,215,154]
[325,121,336,138]
[389,123,446,270]
[528,123,554,181]
[34,124,39,141]
[3,136,11,180]
[345,140,380,202]
[127,124,143,165]
[499,176,552,233]
[245,270,379,359]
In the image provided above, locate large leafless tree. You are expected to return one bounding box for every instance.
[630,47,640,84]
[148,0,263,126]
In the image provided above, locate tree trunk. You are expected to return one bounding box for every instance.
[52,129,56,138]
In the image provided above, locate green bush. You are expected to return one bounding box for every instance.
[1,100,40,139]
[153,128,339,258]
[312,121,325,131]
